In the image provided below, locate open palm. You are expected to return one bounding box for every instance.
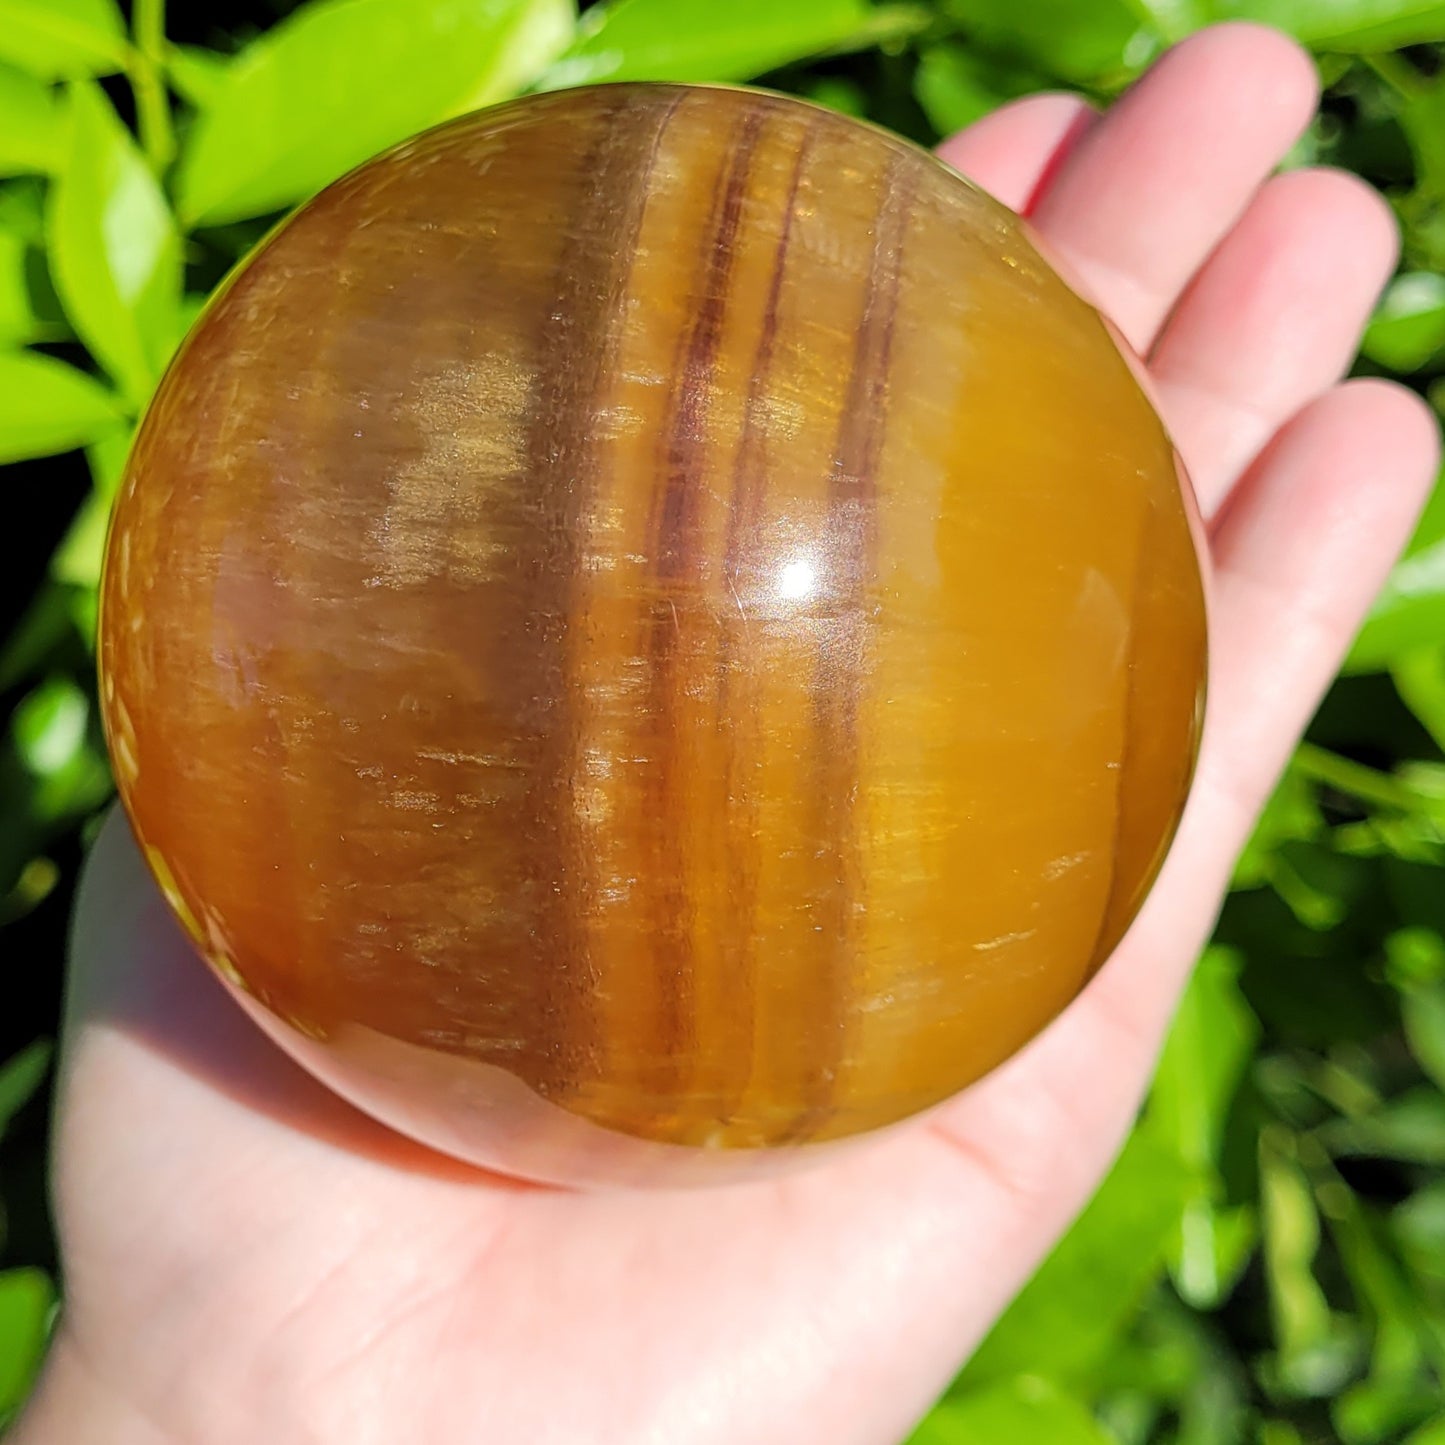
[16,24,1442,1445]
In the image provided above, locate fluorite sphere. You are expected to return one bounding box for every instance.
[99,83,1206,1187]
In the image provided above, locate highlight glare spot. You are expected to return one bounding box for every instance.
[777,557,816,601]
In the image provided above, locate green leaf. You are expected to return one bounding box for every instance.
[1403,81,1445,200]
[939,0,1158,86]
[1364,273,1445,375]
[1208,0,1445,50]
[1234,764,1325,890]
[1260,1132,1359,1397]
[0,0,127,79]
[1324,1090,1445,1165]
[176,0,577,227]
[0,350,121,463]
[12,676,88,777]
[0,62,63,174]
[0,232,40,342]
[1150,948,1261,1174]
[47,82,181,408]
[1148,949,1262,1309]
[51,429,131,589]
[911,1378,1112,1444]
[959,1132,1191,1387]
[0,582,84,694]
[1392,648,1445,755]
[1348,473,1445,673]
[0,1041,51,1137]
[545,0,925,87]
[1405,1418,1445,1445]
[1120,0,1211,39]
[0,174,47,243]
[1395,1181,1445,1284]
[915,42,1043,138]
[1321,1180,1432,1384]
[1400,981,1445,1093]
[163,42,232,109]
[1260,1424,1309,1445]
[1336,1380,1440,1445]
[0,856,59,927]
[1262,1138,1329,1356]
[0,222,64,344]
[0,1268,54,1419]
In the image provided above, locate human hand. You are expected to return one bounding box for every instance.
[14,23,1442,1445]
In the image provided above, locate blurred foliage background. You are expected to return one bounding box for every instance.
[0,0,1443,1439]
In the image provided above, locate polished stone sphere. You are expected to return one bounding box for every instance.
[98,83,1206,1186]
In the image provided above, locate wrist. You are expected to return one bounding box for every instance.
[8,1331,174,1445]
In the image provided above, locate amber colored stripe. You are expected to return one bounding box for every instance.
[517,90,686,1101]
[713,119,818,1128]
[644,104,768,1105]
[791,154,916,1139]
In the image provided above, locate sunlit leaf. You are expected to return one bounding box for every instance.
[959,1133,1190,1387]
[1348,474,1445,673]
[1392,648,1445,756]
[163,42,232,109]
[911,1377,1112,1444]
[1150,948,1261,1173]
[0,1268,54,1419]
[0,0,127,80]
[0,349,121,463]
[12,676,88,777]
[1209,0,1445,50]
[1263,1137,1331,1357]
[546,0,925,87]
[0,63,64,175]
[1120,0,1210,39]
[939,0,1158,85]
[176,0,577,226]
[47,82,181,408]
[1364,273,1445,374]
[1148,949,1262,1308]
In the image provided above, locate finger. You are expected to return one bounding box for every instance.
[1029,23,1319,353]
[1201,379,1441,837]
[1152,168,1400,517]
[935,92,1097,214]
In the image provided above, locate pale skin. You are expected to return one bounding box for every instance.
[14,22,1444,1445]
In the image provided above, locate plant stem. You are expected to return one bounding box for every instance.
[1362,51,1425,100]
[129,0,174,173]
[1294,743,1421,814]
